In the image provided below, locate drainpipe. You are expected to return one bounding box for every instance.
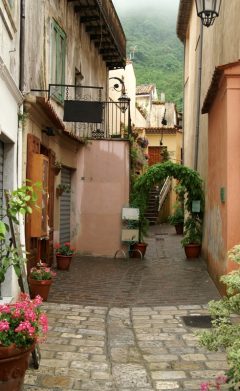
[18,0,26,251]
[182,44,186,165]
[194,22,203,171]
[19,0,25,92]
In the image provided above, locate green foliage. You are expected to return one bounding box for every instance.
[168,203,184,226]
[0,182,39,284]
[118,9,183,109]
[131,161,204,244]
[181,215,202,246]
[198,244,240,388]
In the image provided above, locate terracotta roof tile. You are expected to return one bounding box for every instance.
[136,84,155,95]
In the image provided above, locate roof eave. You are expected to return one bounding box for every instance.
[176,0,193,42]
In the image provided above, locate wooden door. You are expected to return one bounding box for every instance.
[148,146,163,166]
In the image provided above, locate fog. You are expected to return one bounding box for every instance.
[112,0,180,16]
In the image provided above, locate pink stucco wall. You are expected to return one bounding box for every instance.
[206,63,240,290]
[71,140,130,257]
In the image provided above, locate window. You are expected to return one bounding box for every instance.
[51,20,66,101]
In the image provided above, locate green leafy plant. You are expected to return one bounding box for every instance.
[181,215,202,246]
[56,183,71,195]
[168,203,184,226]
[0,183,40,283]
[29,265,56,281]
[54,242,75,256]
[198,244,240,389]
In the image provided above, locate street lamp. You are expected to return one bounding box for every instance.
[109,77,130,113]
[195,0,222,27]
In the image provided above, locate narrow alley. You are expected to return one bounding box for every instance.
[24,225,226,391]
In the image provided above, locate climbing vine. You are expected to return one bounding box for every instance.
[131,160,204,219]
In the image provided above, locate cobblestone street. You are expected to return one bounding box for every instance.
[24,225,226,391]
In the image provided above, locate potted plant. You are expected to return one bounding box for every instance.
[181,215,202,258]
[128,214,149,259]
[54,242,75,270]
[0,293,48,390]
[168,203,184,234]
[198,244,240,389]
[56,183,71,197]
[28,263,56,301]
[52,161,62,176]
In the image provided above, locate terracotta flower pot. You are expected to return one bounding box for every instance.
[56,254,73,270]
[175,223,184,235]
[28,278,52,301]
[0,344,34,391]
[184,244,201,259]
[129,243,148,259]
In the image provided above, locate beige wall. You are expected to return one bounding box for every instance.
[24,0,108,128]
[183,0,240,176]
[182,0,240,288]
[72,140,130,257]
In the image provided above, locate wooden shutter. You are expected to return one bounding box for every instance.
[26,134,40,271]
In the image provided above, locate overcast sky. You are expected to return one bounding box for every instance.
[112,0,180,16]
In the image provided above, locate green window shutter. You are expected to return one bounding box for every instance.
[51,20,66,102]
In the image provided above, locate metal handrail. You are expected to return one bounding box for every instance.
[158,177,171,211]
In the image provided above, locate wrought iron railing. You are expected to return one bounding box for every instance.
[31,84,131,140]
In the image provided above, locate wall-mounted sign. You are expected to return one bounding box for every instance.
[192,200,201,213]
[122,207,139,221]
[63,100,103,123]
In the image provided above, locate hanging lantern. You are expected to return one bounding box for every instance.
[118,93,130,114]
[195,0,222,27]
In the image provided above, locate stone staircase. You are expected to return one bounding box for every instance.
[145,177,171,225]
[145,186,160,225]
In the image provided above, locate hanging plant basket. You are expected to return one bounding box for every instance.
[53,166,61,176]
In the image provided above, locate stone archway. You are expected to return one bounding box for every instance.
[131,161,204,219]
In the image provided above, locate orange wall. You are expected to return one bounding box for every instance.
[206,65,240,288]
[71,140,130,257]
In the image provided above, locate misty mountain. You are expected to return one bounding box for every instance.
[113,0,183,109]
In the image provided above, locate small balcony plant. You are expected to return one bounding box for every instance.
[56,183,70,197]
[52,161,62,176]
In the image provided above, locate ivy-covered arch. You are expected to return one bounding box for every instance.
[131,161,204,218]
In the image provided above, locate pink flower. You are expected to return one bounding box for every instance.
[0,320,10,331]
[39,313,48,333]
[215,375,227,385]
[200,383,210,391]
[15,321,35,336]
[54,243,61,249]
[12,308,21,318]
[0,305,11,314]
[24,309,36,322]
[33,295,43,307]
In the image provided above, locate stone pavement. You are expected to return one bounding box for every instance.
[24,225,226,391]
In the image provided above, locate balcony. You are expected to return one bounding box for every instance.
[30,84,131,140]
[67,0,126,69]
